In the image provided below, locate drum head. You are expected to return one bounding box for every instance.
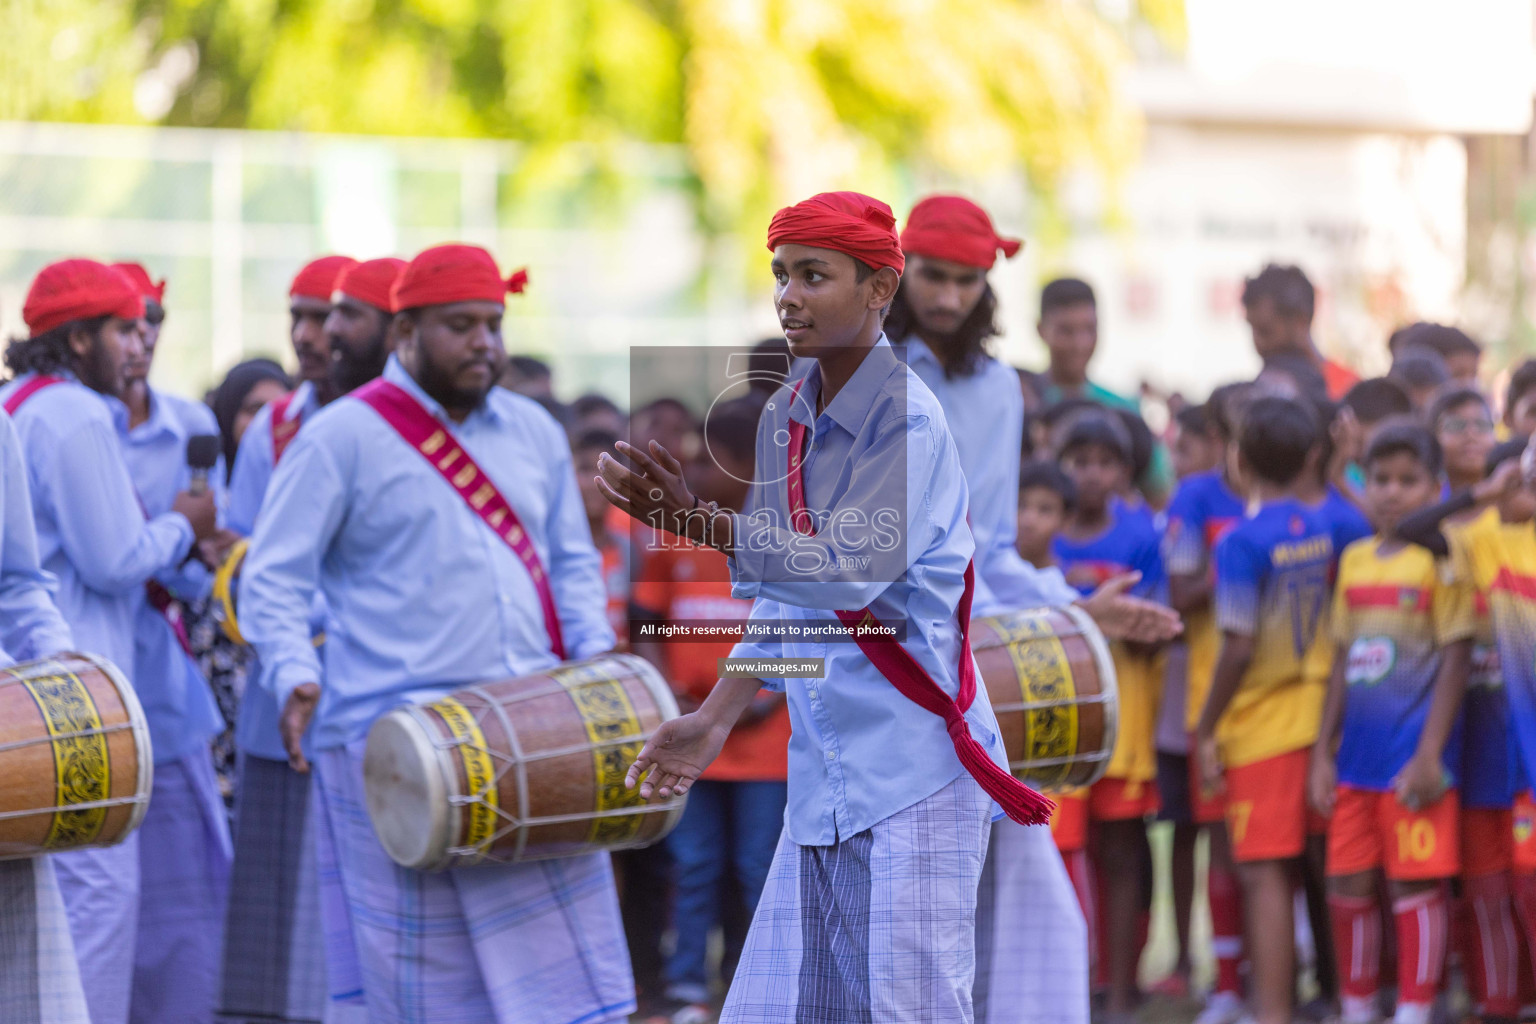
[365,709,453,871]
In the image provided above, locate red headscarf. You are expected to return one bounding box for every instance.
[900,195,1022,270]
[390,244,529,312]
[290,255,358,302]
[766,192,905,274]
[110,262,167,304]
[333,257,407,314]
[23,259,145,338]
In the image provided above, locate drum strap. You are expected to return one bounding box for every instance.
[353,379,568,660]
[783,378,1052,826]
[270,390,302,464]
[5,376,196,657]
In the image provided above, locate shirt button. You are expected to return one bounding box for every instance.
[825,750,836,760]
[807,687,818,700]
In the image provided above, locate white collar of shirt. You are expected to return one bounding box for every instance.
[788,335,899,438]
[120,386,177,441]
[286,380,316,421]
[380,354,507,428]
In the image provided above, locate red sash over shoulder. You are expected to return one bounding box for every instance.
[783,379,1052,826]
[5,375,195,656]
[353,379,568,660]
[270,391,302,465]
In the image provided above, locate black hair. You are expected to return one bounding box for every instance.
[507,354,551,380]
[1259,350,1328,401]
[1390,322,1481,361]
[1342,377,1413,425]
[1174,403,1210,438]
[1019,459,1077,511]
[1058,414,1132,467]
[1507,360,1536,413]
[883,282,1001,379]
[1238,395,1318,486]
[1039,277,1096,319]
[1206,382,1252,442]
[4,316,107,378]
[1241,263,1314,321]
[1389,348,1450,391]
[532,393,570,429]
[1426,386,1491,433]
[748,337,793,394]
[633,396,696,424]
[1040,396,1102,431]
[571,428,620,453]
[571,392,623,420]
[1363,422,1443,478]
[209,357,293,480]
[1115,408,1154,485]
[702,398,761,465]
[1487,436,1529,476]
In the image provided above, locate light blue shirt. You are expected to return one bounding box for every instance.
[0,410,72,664]
[0,373,194,681]
[227,380,321,760]
[118,387,227,763]
[725,337,1007,846]
[241,356,616,751]
[901,337,1078,616]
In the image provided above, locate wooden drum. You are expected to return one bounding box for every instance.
[363,653,686,872]
[0,653,153,860]
[971,606,1119,792]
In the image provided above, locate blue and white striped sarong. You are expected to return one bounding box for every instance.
[720,775,992,1023]
[313,741,637,1024]
[0,856,90,1024]
[972,819,1089,1024]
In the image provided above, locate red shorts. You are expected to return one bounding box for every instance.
[1327,785,1460,881]
[1051,792,1088,853]
[1188,738,1226,825]
[1463,806,1514,878]
[1088,776,1159,822]
[1514,791,1536,875]
[1225,749,1328,863]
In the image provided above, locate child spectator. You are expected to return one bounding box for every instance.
[630,400,790,1024]
[1196,395,1335,1024]
[1505,360,1536,439]
[1052,413,1167,1020]
[1161,395,1249,1024]
[1389,348,1451,413]
[1429,386,1497,495]
[1170,403,1222,481]
[573,428,632,646]
[1308,423,1475,1024]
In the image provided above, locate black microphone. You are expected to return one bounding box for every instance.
[186,434,220,496]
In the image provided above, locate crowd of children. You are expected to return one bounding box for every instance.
[1010,273,1536,1024]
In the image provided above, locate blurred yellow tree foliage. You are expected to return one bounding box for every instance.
[1,0,1172,229]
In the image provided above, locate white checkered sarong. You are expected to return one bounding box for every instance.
[312,741,636,1024]
[720,775,992,1024]
[972,819,1089,1023]
[54,833,139,1024]
[0,856,90,1024]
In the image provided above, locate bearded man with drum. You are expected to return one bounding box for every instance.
[0,259,219,1024]
[240,244,634,1024]
[890,196,1179,1023]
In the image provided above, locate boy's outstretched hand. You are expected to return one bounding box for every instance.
[625,712,731,801]
[1078,572,1183,644]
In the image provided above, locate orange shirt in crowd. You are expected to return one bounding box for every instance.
[632,542,790,782]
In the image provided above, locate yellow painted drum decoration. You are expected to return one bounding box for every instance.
[363,653,686,872]
[0,653,153,860]
[971,606,1119,792]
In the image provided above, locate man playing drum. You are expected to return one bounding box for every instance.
[888,194,1179,1022]
[0,258,219,1024]
[598,191,1053,1023]
[241,243,635,1024]
[0,401,91,1024]
[219,253,388,1024]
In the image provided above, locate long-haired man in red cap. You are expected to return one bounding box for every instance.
[104,261,238,1022]
[597,191,1052,1022]
[217,252,383,1024]
[892,195,1181,1024]
[240,244,633,1023]
[1,258,220,1024]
